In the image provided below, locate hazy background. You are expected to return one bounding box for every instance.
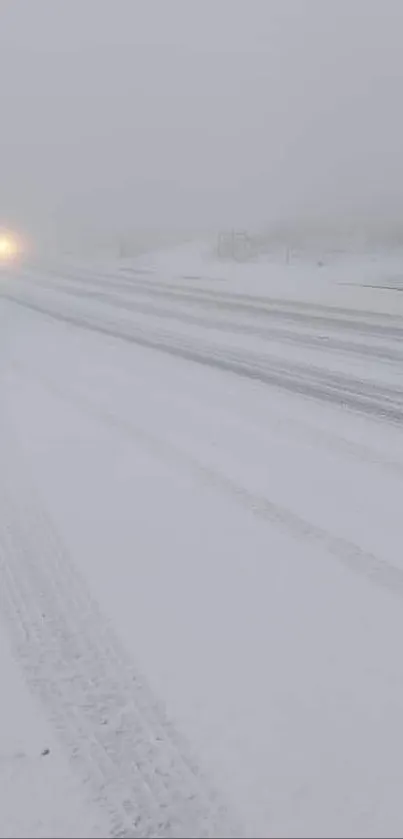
[1,0,403,250]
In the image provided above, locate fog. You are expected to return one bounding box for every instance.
[1,0,403,247]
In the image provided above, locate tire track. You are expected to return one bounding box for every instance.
[22,264,403,338]
[13,274,403,367]
[0,412,238,839]
[2,291,403,424]
[6,356,403,609]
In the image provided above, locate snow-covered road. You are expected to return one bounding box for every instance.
[1,256,403,837]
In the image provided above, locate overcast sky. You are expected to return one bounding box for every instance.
[1,0,403,240]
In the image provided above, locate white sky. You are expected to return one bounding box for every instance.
[1,0,403,238]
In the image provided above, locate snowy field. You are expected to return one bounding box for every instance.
[1,245,403,837]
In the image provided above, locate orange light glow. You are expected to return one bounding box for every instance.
[0,232,21,261]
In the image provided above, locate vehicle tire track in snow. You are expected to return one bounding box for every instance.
[8,357,403,607]
[9,349,403,483]
[0,414,239,839]
[2,293,403,424]
[15,274,403,366]
[20,262,403,328]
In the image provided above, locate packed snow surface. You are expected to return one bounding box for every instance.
[1,244,403,837]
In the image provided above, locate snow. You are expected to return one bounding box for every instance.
[0,630,104,838]
[1,245,403,837]
[132,241,403,315]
